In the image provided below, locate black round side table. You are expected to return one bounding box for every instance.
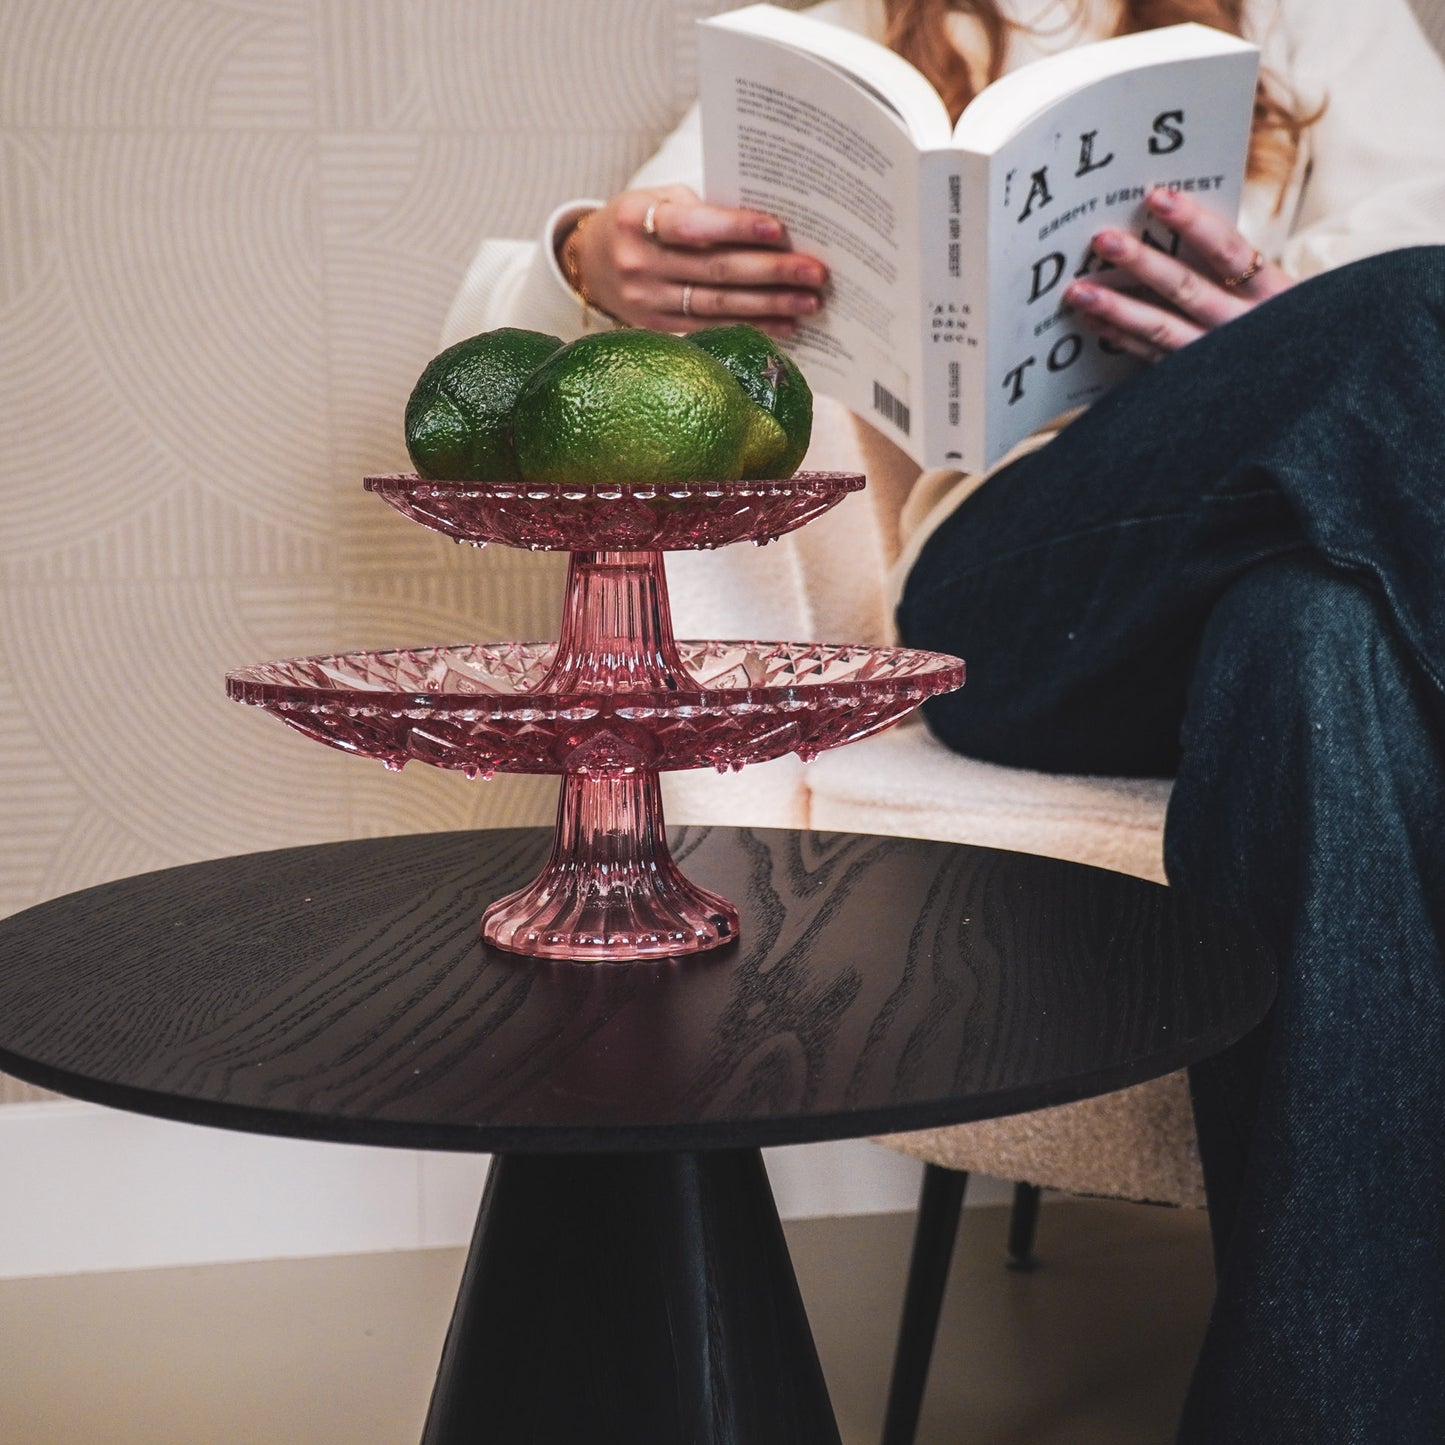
[0,826,1274,1444]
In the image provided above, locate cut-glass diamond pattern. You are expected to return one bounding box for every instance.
[363,472,866,550]
[228,640,964,776]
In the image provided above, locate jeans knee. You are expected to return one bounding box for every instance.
[1186,555,1389,709]
[1164,555,1429,911]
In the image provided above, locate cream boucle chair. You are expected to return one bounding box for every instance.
[661,395,1195,1444]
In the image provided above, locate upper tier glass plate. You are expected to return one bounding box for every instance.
[226,641,965,777]
[363,471,864,550]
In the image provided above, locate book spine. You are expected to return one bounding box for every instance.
[918,151,989,473]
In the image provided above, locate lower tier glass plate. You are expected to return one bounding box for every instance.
[227,640,965,777]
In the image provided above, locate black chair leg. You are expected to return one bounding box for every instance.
[1005,1181,1042,1271]
[880,1163,969,1445]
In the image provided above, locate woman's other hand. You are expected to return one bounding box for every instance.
[1064,188,1294,361]
[565,185,828,337]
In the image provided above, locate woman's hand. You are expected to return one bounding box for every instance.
[566,185,828,337]
[1063,188,1294,361]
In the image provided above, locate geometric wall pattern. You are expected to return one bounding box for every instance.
[0,0,761,1103]
[3,0,1443,1107]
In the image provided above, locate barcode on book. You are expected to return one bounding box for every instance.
[872,381,910,435]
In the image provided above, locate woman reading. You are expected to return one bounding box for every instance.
[448,2,1445,1438]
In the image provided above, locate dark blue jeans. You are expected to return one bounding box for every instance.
[897,247,1445,1443]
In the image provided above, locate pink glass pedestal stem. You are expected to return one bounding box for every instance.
[484,548,738,960]
[537,550,691,694]
[482,770,738,960]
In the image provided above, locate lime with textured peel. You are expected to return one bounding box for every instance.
[405,327,564,480]
[686,324,812,478]
[511,330,754,484]
[737,405,791,481]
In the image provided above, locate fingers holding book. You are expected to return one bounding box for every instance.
[564,186,828,338]
[632,186,786,249]
[1063,188,1294,361]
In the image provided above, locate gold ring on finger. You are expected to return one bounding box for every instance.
[643,200,663,239]
[1220,250,1264,289]
[681,283,694,317]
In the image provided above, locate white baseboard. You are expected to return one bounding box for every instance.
[0,1100,1013,1280]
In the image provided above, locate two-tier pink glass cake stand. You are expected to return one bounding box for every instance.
[227,472,964,962]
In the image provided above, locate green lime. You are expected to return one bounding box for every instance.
[686,324,812,478]
[405,327,564,480]
[511,330,753,484]
[737,405,791,480]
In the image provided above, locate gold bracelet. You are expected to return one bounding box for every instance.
[560,211,620,331]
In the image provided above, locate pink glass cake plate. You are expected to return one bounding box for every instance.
[227,473,965,962]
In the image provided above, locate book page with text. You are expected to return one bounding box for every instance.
[705,4,952,146]
[699,23,927,457]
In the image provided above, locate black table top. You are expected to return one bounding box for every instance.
[0,827,1273,1153]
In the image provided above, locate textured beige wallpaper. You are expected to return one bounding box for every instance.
[0,0,748,1105]
[3,0,1443,1110]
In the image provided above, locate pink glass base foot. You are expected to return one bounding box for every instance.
[483,771,738,961]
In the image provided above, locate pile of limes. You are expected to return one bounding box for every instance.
[405,324,812,484]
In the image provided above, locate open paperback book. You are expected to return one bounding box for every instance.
[698,5,1260,472]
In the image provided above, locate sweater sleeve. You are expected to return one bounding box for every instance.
[437,104,709,350]
[1270,0,1445,278]
[439,200,601,349]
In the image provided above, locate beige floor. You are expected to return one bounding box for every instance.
[0,1197,1213,1445]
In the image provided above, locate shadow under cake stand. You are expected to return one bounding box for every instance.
[227,472,966,960]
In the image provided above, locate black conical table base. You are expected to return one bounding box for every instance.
[423,1149,839,1445]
